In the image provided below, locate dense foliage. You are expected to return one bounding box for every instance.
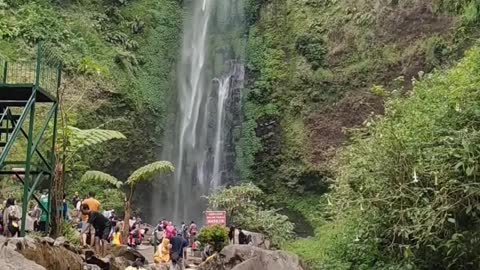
[0,0,181,218]
[331,47,480,269]
[207,183,294,247]
[2,0,480,269]
[197,225,229,252]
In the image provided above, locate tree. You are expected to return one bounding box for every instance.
[51,125,126,237]
[207,183,294,247]
[80,161,174,241]
[208,182,263,220]
[50,79,127,237]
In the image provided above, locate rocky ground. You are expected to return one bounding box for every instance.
[0,236,304,270]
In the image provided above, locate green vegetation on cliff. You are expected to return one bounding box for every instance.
[0,0,181,207]
[239,0,478,197]
[239,0,480,269]
[288,44,480,270]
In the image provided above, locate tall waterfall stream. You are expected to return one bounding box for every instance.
[152,0,245,224]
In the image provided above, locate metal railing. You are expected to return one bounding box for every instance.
[0,42,62,99]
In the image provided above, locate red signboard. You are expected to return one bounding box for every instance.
[205,211,227,226]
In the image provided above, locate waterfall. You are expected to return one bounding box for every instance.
[152,0,245,224]
[212,63,244,188]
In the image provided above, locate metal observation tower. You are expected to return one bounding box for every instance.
[0,43,61,236]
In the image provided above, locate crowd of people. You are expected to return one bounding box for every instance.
[74,191,201,269]
[0,190,257,270]
[0,192,57,237]
[152,219,197,269]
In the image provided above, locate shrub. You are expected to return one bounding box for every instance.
[295,33,326,70]
[334,46,480,268]
[61,220,81,246]
[197,225,229,252]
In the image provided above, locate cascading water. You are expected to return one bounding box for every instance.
[152,0,245,224]
[211,63,244,188]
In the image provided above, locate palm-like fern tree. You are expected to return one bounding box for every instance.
[81,161,174,241]
[52,126,126,236]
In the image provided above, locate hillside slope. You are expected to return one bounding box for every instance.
[236,0,480,268]
[239,0,479,212]
[0,0,181,206]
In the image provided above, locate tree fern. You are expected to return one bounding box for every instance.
[81,170,123,189]
[67,126,126,152]
[126,161,174,186]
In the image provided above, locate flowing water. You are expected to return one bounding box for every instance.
[152,0,245,224]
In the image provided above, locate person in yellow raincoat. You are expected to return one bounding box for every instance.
[154,237,171,264]
[112,227,122,246]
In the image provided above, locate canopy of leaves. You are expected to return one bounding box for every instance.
[126,160,174,186]
[81,160,174,189]
[207,182,264,216]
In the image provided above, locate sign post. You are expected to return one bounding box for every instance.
[205,211,227,226]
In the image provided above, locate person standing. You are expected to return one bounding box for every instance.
[81,191,101,246]
[72,192,80,209]
[38,194,49,233]
[62,194,68,220]
[75,196,83,226]
[3,198,20,237]
[170,234,188,269]
[188,221,197,247]
[166,221,176,239]
[228,226,235,244]
[81,204,111,256]
[181,222,188,240]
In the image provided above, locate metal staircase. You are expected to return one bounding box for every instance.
[0,43,61,236]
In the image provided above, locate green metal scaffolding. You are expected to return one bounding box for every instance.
[0,43,61,236]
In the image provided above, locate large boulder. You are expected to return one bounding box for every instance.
[110,245,146,263]
[232,230,270,249]
[0,236,150,270]
[6,236,84,270]
[198,245,305,270]
[0,237,46,270]
[110,256,130,270]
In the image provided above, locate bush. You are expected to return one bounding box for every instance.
[295,33,326,70]
[197,225,229,252]
[333,46,480,268]
[61,220,81,246]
